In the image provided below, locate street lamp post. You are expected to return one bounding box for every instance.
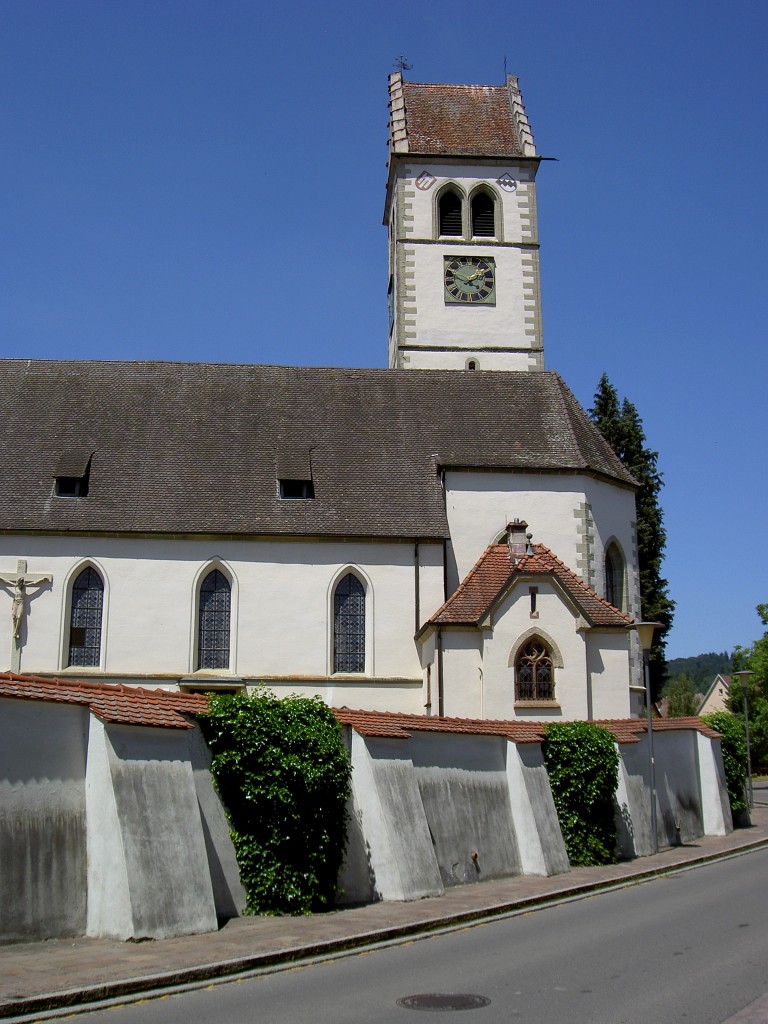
[733,669,754,809]
[630,622,663,855]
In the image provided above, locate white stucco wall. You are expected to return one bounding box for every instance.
[89,721,218,940]
[0,536,443,709]
[391,160,541,369]
[586,632,631,720]
[0,699,88,941]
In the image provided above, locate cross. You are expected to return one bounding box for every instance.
[0,559,53,673]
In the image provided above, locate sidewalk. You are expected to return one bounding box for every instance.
[3,803,768,1021]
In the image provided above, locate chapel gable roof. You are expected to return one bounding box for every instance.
[0,361,635,540]
[427,543,634,630]
[389,73,535,158]
[0,672,209,729]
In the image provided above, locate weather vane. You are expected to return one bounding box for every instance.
[394,55,413,72]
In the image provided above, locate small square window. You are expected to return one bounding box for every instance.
[55,476,85,497]
[279,479,314,499]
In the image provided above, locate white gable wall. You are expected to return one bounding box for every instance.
[443,470,638,612]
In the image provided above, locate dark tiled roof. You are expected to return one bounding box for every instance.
[0,672,209,729]
[400,82,522,157]
[0,361,634,539]
[429,543,634,629]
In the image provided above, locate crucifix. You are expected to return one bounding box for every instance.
[0,559,53,673]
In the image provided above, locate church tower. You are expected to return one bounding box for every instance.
[385,73,544,372]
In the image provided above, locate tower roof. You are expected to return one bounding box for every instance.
[388,73,536,159]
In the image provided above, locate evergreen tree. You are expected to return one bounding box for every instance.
[590,374,675,699]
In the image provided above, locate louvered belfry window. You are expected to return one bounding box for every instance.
[198,569,231,670]
[515,640,554,701]
[68,567,104,667]
[439,190,463,236]
[334,573,365,673]
[471,192,495,237]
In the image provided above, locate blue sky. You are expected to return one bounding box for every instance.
[3,0,766,660]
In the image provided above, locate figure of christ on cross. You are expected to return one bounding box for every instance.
[0,559,53,672]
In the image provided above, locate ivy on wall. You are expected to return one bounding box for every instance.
[701,712,749,825]
[543,721,620,866]
[200,691,352,915]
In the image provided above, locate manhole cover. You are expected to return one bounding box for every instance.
[397,994,491,1012]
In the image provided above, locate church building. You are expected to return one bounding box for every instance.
[0,73,644,720]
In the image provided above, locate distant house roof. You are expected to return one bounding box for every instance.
[0,672,208,729]
[698,673,732,715]
[0,361,634,540]
[424,542,634,632]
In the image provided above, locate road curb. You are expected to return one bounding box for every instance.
[3,836,768,1021]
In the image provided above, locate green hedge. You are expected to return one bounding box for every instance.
[201,690,352,915]
[701,711,749,824]
[543,721,620,866]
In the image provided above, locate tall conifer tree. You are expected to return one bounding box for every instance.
[590,374,675,699]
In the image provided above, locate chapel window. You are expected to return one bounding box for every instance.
[333,573,365,673]
[605,544,625,611]
[198,569,231,670]
[68,566,104,667]
[438,189,463,236]
[471,191,496,237]
[515,639,554,701]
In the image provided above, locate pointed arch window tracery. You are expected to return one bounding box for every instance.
[68,566,104,667]
[333,573,365,674]
[515,639,554,701]
[197,569,231,670]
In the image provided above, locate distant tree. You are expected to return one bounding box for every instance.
[666,673,699,717]
[666,652,732,693]
[590,375,675,700]
[726,604,768,770]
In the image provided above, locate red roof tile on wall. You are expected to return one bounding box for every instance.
[0,673,209,729]
[334,708,724,744]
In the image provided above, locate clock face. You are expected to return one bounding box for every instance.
[444,256,496,304]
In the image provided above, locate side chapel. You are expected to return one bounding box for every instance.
[0,73,644,720]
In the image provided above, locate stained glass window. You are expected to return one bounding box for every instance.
[515,640,554,701]
[334,573,365,674]
[198,569,231,670]
[68,567,104,667]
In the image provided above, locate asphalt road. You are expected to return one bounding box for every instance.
[75,848,768,1024]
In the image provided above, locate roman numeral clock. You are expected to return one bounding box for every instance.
[444,256,496,304]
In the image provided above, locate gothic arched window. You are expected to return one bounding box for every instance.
[333,573,365,673]
[515,639,554,701]
[68,566,104,667]
[605,544,625,611]
[438,189,463,236]
[471,191,496,237]
[198,569,231,670]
